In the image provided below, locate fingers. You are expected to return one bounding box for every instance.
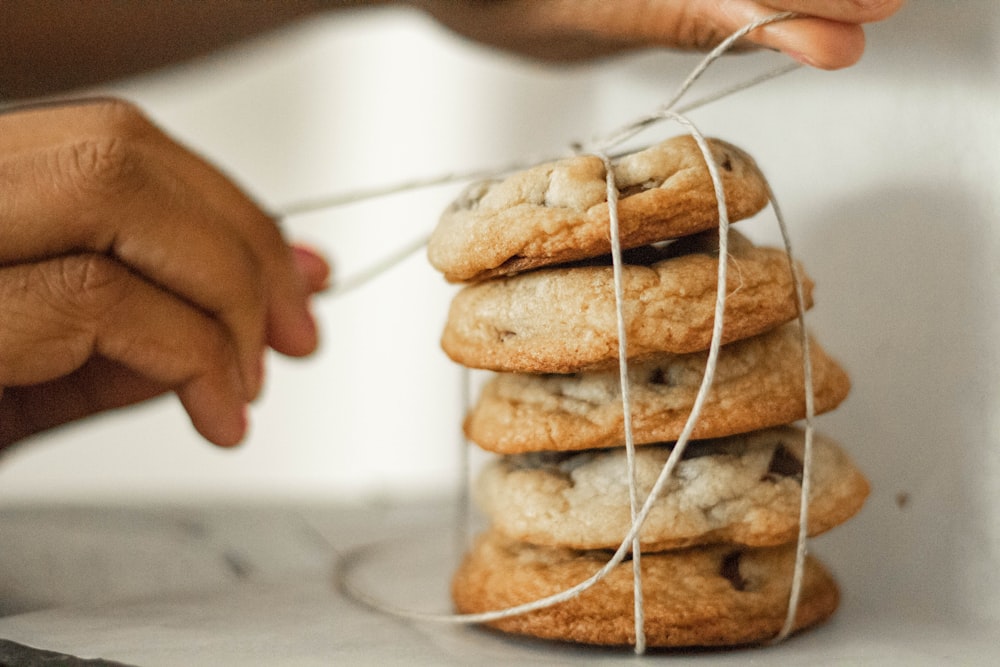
[639,0,897,70]
[0,122,265,401]
[415,0,903,69]
[634,0,905,69]
[292,244,332,294]
[137,116,323,358]
[0,254,249,446]
[716,1,868,69]
[0,98,332,446]
[746,1,906,68]
[0,99,322,402]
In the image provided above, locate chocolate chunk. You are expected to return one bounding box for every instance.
[762,443,804,483]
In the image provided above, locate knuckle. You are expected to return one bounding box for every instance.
[50,99,161,200]
[669,4,729,51]
[57,135,145,199]
[46,253,130,315]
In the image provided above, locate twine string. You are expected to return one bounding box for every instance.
[582,12,801,154]
[337,119,726,622]
[767,183,817,643]
[279,16,803,298]
[329,12,816,652]
[598,150,646,654]
[338,112,738,631]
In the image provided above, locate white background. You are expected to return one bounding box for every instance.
[0,0,998,630]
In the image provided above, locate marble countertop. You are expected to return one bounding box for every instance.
[0,501,995,666]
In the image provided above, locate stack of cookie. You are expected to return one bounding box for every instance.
[427,136,869,648]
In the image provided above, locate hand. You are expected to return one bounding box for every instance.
[0,99,329,449]
[412,0,905,69]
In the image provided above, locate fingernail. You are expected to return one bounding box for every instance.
[292,244,332,292]
[784,50,817,67]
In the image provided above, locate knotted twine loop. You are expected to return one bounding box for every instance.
[322,12,817,654]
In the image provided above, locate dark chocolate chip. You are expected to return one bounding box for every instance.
[762,443,804,484]
[648,367,668,385]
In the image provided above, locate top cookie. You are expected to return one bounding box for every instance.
[427,135,770,282]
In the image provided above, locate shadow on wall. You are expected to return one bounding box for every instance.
[805,182,997,623]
